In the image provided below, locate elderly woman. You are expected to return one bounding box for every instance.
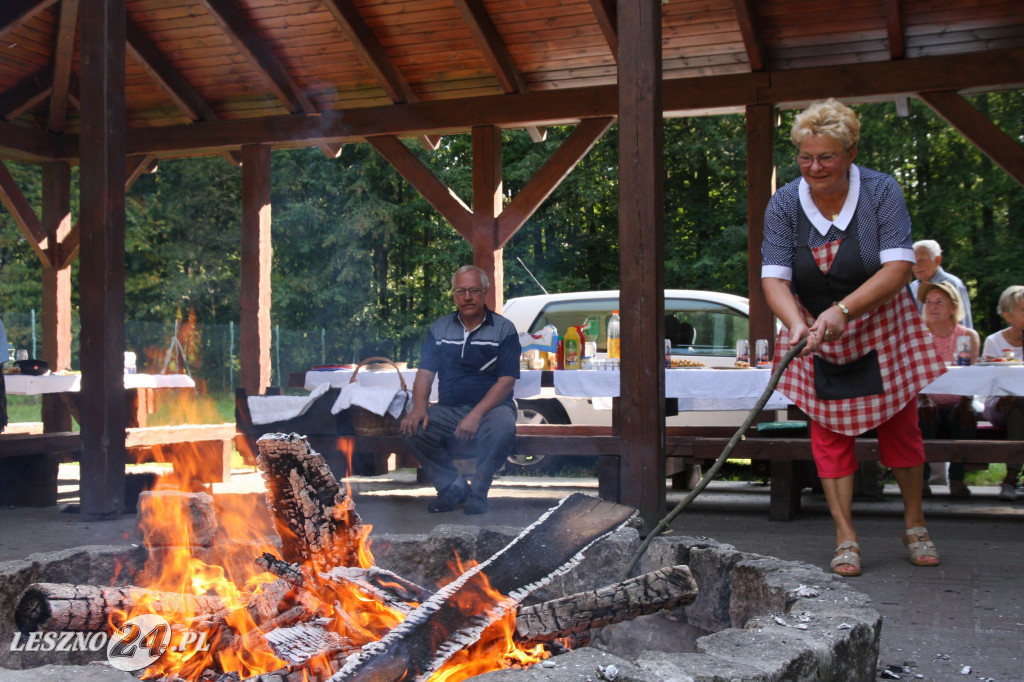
[916,281,980,497]
[982,285,1024,500]
[761,99,946,577]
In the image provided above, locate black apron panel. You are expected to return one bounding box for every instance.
[813,351,885,400]
[792,210,868,319]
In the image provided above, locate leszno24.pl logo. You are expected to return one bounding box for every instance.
[11,614,211,672]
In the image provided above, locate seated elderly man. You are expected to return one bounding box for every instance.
[400,265,520,515]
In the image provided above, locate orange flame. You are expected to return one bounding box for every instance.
[117,427,548,680]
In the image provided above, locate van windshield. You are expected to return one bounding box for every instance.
[527,297,748,356]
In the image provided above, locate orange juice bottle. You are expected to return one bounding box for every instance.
[607,311,621,360]
[563,325,582,369]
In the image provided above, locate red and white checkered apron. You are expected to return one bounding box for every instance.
[773,240,948,436]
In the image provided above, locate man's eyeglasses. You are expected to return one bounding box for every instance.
[453,287,486,297]
[796,151,845,167]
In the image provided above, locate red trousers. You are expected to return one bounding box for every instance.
[809,400,924,479]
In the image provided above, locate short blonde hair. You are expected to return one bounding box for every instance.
[997,285,1024,316]
[791,98,861,150]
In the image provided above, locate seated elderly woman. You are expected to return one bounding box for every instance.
[916,281,980,497]
[981,284,1024,500]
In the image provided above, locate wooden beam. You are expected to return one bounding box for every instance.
[53,49,1024,160]
[882,0,905,60]
[454,0,545,142]
[588,0,617,58]
[617,0,665,534]
[47,0,78,133]
[918,91,1024,188]
[497,117,613,248]
[58,154,154,268]
[196,0,338,157]
[78,0,127,516]
[731,0,766,72]
[0,159,51,266]
[471,125,503,312]
[239,143,273,394]
[366,135,473,239]
[0,67,53,121]
[319,0,438,150]
[0,119,56,162]
[745,104,777,357]
[0,0,58,40]
[41,161,73,432]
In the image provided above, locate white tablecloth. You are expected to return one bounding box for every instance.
[4,373,195,395]
[919,365,1023,396]
[306,368,787,412]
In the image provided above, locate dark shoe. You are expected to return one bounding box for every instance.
[949,479,971,498]
[428,483,468,513]
[463,494,488,515]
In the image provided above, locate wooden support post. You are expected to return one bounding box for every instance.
[240,144,272,394]
[41,161,74,433]
[78,0,127,515]
[745,104,778,356]
[471,125,503,311]
[617,0,665,533]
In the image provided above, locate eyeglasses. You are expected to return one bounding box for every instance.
[452,287,486,297]
[795,151,846,167]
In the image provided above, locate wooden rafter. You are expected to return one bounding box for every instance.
[47,0,78,134]
[0,159,51,266]
[92,47,1024,159]
[883,0,905,60]
[0,67,53,121]
[126,19,240,165]
[58,154,155,268]
[497,117,614,247]
[0,0,58,39]
[588,0,617,58]
[732,0,766,72]
[0,119,55,162]
[195,0,340,158]
[918,91,1024,188]
[319,0,439,151]
[454,0,545,143]
[366,135,473,239]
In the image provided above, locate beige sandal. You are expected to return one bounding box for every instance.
[830,540,861,577]
[903,526,940,566]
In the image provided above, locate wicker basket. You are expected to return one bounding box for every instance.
[347,356,410,436]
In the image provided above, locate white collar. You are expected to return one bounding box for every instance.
[799,164,860,236]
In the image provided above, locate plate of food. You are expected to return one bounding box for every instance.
[669,358,706,368]
[976,358,1022,366]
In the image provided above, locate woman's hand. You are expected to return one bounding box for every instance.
[808,304,849,348]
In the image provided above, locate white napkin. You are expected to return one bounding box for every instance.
[248,383,330,425]
[332,382,411,419]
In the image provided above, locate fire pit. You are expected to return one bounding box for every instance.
[0,434,881,681]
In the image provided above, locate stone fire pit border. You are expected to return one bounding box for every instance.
[0,526,880,681]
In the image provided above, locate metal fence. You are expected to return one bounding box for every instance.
[1,311,363,395]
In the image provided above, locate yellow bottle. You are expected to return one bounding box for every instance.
[563,325,582,370]
[607,311,621,360]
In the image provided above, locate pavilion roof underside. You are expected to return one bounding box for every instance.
[1,0,1023,161]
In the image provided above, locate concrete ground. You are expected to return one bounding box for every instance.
[1,462,1022,681]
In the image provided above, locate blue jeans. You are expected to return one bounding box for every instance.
[919,404,977,482]
[405,403,517,498]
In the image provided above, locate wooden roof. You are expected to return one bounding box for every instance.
[1,0,1023,162]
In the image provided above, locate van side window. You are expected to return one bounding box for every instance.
[666,301,748,357]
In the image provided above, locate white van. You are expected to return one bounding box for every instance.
[501,289,755,471]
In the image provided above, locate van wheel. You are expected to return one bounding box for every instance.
[505,403,566,474]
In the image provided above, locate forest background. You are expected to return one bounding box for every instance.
[1,93,1022,394]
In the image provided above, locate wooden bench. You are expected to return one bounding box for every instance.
[0,423,237,507]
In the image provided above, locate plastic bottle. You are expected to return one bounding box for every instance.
[607,311,621,360]
[563,325,583,370]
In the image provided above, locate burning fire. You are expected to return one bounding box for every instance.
[116,438,548,681]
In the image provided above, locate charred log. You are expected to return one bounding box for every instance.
[14,583,228,632]
[515,565,698,643]
[329,493,637,681]
[255,433,364,571]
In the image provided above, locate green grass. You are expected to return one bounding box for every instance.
[4,389,237,430]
